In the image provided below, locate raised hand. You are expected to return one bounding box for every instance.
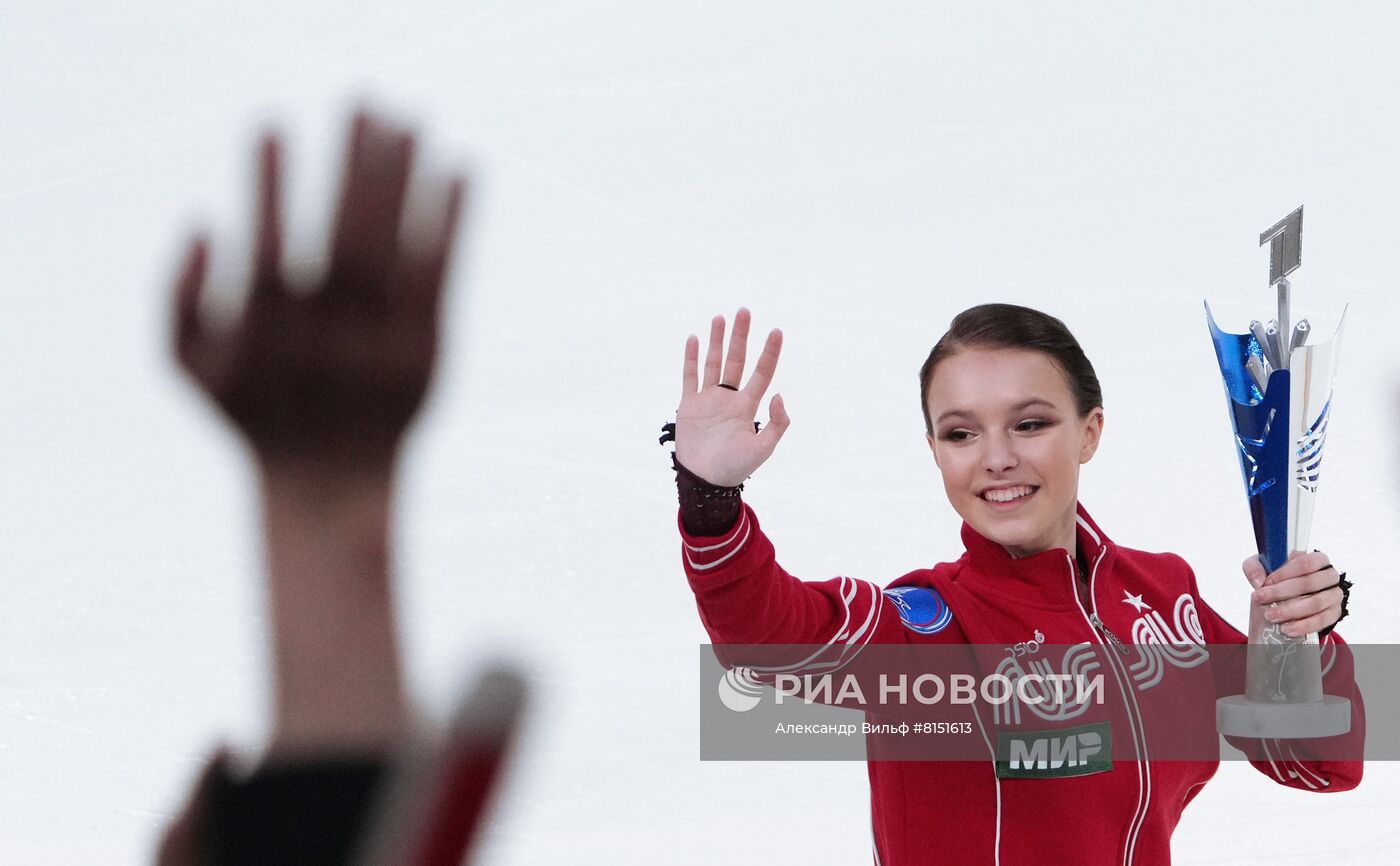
[1244,551,1345,637]
[675,307,789,487]
[172,110,465,474]
[158,109,522,865]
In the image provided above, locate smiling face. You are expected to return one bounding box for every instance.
[924,347,1104,559]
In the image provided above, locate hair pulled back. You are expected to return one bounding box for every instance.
[919,303,1102,435]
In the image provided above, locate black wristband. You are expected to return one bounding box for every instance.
[660,416,757,536]
[671,452,743,537]
[201,756,388,866]
[1317,571,1351,639]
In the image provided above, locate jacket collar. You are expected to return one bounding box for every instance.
[955,501,1115,609]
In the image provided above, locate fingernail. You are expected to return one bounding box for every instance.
[1264,609,1278,621]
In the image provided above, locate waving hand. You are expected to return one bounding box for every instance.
[675,307,790,487]
[172,111,464,474]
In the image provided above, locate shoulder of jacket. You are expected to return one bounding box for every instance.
[885,559,962,590]
[1113,544,1191,567]
[1106,544,1197,588]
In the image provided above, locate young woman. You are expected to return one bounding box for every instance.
[668,304,1361,866]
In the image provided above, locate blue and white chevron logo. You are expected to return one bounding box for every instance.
[883,586,953,635]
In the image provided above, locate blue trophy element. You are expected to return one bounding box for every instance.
[1206,205,1351,738]
[1237,408,1277,495]
[1203,302,1345,576]
[1295,397,1330,493]
[1205,304,1295,574]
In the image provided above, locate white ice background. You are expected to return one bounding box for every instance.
[2,2,1398,863]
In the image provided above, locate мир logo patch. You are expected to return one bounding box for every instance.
[995,720,1113,779]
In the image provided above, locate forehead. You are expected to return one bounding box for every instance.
[925,347,1075,414]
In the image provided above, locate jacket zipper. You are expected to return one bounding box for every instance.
[1089,613,1132,657]
[1069,548,1151,866]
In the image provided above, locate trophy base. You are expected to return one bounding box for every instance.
[1216,695,1351,739]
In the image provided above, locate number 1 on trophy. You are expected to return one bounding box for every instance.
[1256,206,1308,376]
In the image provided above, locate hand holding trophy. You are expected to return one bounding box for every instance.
[1205,206,1352,738]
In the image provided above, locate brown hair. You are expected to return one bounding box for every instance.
[919,303,1103,435]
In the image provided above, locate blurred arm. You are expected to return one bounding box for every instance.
[260,464,406,756]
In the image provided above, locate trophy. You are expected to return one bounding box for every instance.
[1205,206,1352,738]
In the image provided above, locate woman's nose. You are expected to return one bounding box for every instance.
[981,431,1018,473]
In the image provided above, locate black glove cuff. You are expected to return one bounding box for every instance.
[1317,571,1351,639]
[660,418,757,537]
[670,452,743,537]
[201,756,388,865]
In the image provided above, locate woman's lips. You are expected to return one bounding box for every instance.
[980,485,1038,509]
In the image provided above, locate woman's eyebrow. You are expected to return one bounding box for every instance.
[934,398,1057,425]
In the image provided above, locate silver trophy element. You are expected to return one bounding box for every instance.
[1205,206,1351,738]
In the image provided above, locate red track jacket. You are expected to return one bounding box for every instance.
[680,500,1364,866]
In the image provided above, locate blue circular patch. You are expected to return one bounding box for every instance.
[883,586,953,635]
